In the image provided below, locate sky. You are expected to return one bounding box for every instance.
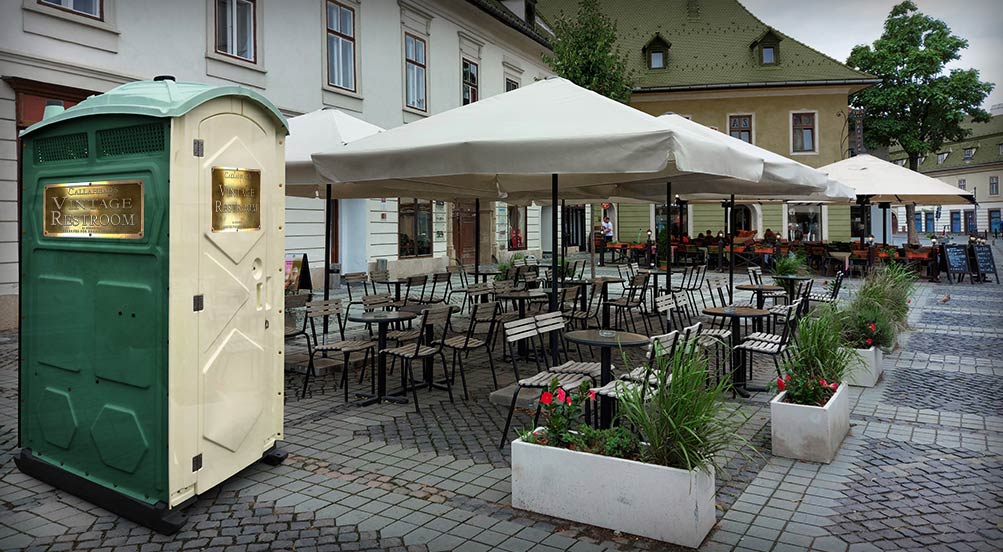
[741,0,1003,111]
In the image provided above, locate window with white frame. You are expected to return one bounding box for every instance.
[937,152,949,164]
[404,33,427,111]
[991,176,999,196]
[462,59,478,105]
[963,147,976,161]
[958,178,966,191]
[791,112,816,153]
[326,1,355,91]
[215,0,255,62]
[39,0,100,18]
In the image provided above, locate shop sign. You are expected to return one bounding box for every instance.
[212,167,261,232]
[44,180,144,239]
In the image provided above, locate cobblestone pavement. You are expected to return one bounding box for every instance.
[2,254,1003,552]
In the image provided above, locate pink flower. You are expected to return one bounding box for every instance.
[869,322,877,332]
[555,388,567,404]
[588,389,597,401]
[566,396,572,405]
[820,378,828,387]
[540,392,553,405]
[866,338,873,346]
[777,377,786,391]
[829,382,839,391]
[785,375,791,382]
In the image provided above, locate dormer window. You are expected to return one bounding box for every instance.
[937,152,949,164]
[750,29,783,66]
[643,33,671,70]
[963,147,976,161]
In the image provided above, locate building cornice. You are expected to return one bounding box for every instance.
[0,48,139,91]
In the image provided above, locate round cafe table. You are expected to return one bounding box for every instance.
[372,278,407,302]
[565,329,649,428]
[735,283,785,309]
[771,274,813,300]
[702,306,769,398]
[347,310,416,405]
[467,266,501,283]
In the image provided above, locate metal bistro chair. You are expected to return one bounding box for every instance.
[426,272,452,304]
[439,301,500,398]
[445,264,471,305]
[807,271,844,308]
[304,299,378,402]
[342,272,370,319]
[607,272,652,334]
[749,266,787,306]
[766,279,812,334]
[736,300,802,382]
[497,317,593,448]
[369,269,391,295]
[284,293,312,396]
[382,306,454,413]
[459,281,493,314]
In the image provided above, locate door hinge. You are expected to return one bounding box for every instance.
[193,139,204,157]
[192,454,203,472]
[193,294,204,312]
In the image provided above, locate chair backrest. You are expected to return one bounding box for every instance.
[285,293,310,334]
[747,266,764,286]
[306,298,346,338]
[472,301,500,323]
[423,305,452,342]
[705,277,729,308]
[647,330,680,364]
[466,281,493,299]
[775,300,802,344]
[502,266,518,281]
[452,264,470,288]
[369,269,389,293]
[830,271,845,299]
[493,279,515,295]
[362,293,393,311]
[654,293,675,315]
[503,316,538,344]
[429,272,451,300]
[342,272,369,301]
[512,257,526,268]
[559,286,580,311]
[688,264,708,289]
[534,310,565,335]
[404,275,427,304]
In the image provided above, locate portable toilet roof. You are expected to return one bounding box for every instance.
[21,78,288,137]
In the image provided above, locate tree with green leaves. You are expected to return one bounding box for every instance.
[543,0,634,103]
[847,1,993,244]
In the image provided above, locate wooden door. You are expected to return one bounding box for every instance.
[452,200,476,265]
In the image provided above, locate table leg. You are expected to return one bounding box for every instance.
[395,283,402,303]
[650,272,659,313]
[599,347,613,428]
[356,321,408,406]
[731,317,750,398]
[601,284,610,329]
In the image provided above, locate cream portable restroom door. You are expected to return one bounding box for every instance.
[195,108,279,493]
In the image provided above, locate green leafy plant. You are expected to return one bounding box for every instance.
[568,424,641,460]
[772,252,807,276]
[775,305,857,406]
[854,262,917,335]
[617,340,753,474]
[543,0,635,103]
[839,301,894,349]
[519,380,591,448]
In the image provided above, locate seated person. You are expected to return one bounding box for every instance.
[763,228,777,244]
[681,232,690,244]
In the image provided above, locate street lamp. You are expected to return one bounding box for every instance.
[867,234,875,246]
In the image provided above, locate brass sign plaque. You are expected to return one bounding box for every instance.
[43,180,144,239]
[211,167,261,232]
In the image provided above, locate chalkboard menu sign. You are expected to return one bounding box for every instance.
[284,253,313,291]
[973,244,999,283]
[942,245,970,282]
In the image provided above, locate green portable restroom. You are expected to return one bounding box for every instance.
[16,77,289,533]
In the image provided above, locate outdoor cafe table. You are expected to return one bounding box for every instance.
[373,277,407,302]
[771,274,813,299]
[565,329,649,428]
[735,283,785,309]
[702,306,769,398]
[467,266,502,283]
[496,290,547,357]
[346,310,417,405]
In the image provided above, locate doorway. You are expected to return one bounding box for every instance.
[452,200,477,265]
[733,205,754,232]
[562,205,587,249]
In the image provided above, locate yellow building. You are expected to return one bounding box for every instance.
[539,0,877,244]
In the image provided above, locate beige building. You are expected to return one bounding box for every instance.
[889,112,1003,236]
[538,0,877,246]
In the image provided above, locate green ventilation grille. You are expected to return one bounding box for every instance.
[34,133,89,164]
[96,123,165,158]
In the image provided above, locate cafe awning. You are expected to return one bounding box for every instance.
[821,154,974,205]
[285,108,382,197]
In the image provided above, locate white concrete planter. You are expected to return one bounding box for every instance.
[770,383,849,464]
[844,346,882,387]
[511,433,715,548]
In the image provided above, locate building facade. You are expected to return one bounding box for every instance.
[889,112,1003,237]
[0,0,553,329]
[537,0,877,245]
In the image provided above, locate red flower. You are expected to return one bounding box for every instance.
[556,388,567,404]
[540,391,553,405]
[866,338,873,346]
[566,396,572,405]
[829,382,839,391]
[785,375,791,382]
[588,389,597,401]
[820,378,828,387]
[869,322,877,332]
[777,377,786,391]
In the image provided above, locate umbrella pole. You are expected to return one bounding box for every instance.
[881,203,889,245]
[551,174,560,367]
[729,194,735,304]
[323,183,332,337]
[561,199,567,264]
[819,203,824,242]
[666,181,672,294]
[474,198,481,279]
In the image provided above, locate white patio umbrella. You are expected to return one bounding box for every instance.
[821,154,974,205]
[286,108,383,196]
[284,108,383,333]
[822,154,974,244]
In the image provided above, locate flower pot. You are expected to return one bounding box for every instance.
[845,346,882,387]
[511,432,715,548]
[770,383,849,464]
